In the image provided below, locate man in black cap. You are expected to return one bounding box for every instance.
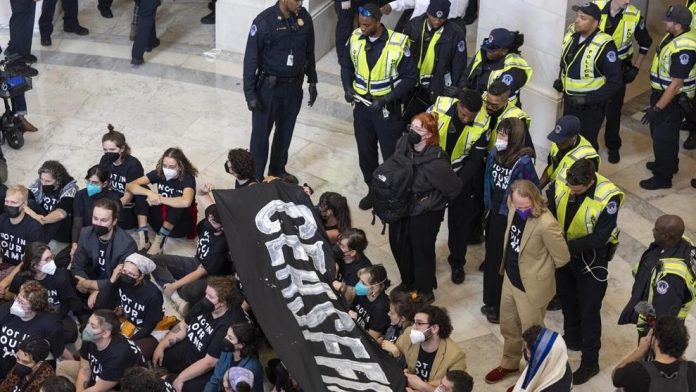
[640,4,696,190]
[402,0,467,121]
[340,3,417,210]
[555,2,622,151]
[462,27,532,107]
[540,115,600,190]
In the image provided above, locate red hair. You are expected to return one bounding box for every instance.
[412,112,440,146]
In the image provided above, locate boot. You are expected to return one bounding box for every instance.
[129,24,138,41]
[137,230,150,251]
[147,234,166,256]
[170,291,189,317]
[18,116,38,132]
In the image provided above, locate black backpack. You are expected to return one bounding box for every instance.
[370,152,415,226]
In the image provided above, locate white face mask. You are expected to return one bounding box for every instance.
[495,139,508,151]
[10,301,27,318]
[409,327,431,344]
[39,260,57,275]
[163,168,178,181]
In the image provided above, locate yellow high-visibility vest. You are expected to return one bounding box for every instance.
[649,31,696,99]
[561,28,614,95]
[595,0,641,61]
[432,96,488,171]
[546,136,600,184]
[350,29,409,96]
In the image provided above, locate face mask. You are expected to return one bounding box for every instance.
[494,139,508,151]
[86,183,102,197]
[93,224,110,237]
[41,184,55,192]
[354,282,369,296]
[102,152,120,165]
[119,274,137,287]
[14,363,32,377]
[5,205,22,219]
[163,168,178,181]
[409,327,431,344]
[199,298,216,313]
[10,301,27,318]
[407,129,422,145]
[39,260,57,275]
[221,340,236,352]
[516,208,532,220]
[81,325,101,343]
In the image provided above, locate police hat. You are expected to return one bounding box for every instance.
[664,5,692,28]
[427,0,450,19]
[482,28,514,52]
[571,2,601,21]
[547,115,581,144]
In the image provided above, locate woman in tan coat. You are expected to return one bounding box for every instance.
[484,180,570,387]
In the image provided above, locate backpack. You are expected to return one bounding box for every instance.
[370,152,415,226]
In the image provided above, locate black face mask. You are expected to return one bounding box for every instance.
[103,152,120,165]
[119,274,137,287]
[198,298,215,313]
[407,129,422,145]
[93,225,110,237]
[221,340,236,352]
[5,206,21,218]
[41,184,56,193]
[14,363,32,377]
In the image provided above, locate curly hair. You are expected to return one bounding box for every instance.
[227,148,256,181]
[19,241,50,274]
[207,276,243,308]
[446,370,474,392]
[319,192,352,234]
[654,316,690,358]
[156,147,199,179]
[420,305,453,339]
[120,367,166,392]
[102,124,132,158]
[19,280,51,313]
[230,322,258,358]
[38,161,74,188]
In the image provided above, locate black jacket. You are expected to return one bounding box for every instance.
[403,15,467,101]
[394,136,462,216]
[70,226,137,288]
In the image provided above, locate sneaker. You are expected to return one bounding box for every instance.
[639,176,672,190]
[684,132,696,150]
[608,149,620,164]
[572,364,599,385]
[147,234,166,256]
[201,11,215,24]
[64,25,89,35]
[137,230,150,251]
[41,37,52,47]
[170,292,190,317]
[484,366,519,384]
[451,267,465,284]
[358,193,373,210]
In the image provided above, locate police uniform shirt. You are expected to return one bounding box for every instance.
[10,269,77,318]
[548,180,620,254]
[599,3,652,57]
[339,25,417,100]
[195,220,232,276]
[0,214,43,267]
[648,241,691,318]
[243,5,318,102]
[657,31,696,80]
[463,53,529,97]
[546,138,600,175]
[79,336,146,386]
[99,155,145,197]
[145,170,196,199]
[0,302,65,378]
[562,29,622,104]
[353,292,390,335]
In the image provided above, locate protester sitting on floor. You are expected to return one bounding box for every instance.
[510,326,572,392]
[318,191,351,244]
[25,161,78,245]
[0,336,54,392]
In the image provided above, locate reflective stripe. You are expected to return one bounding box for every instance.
[467,52,533,99]
[649,30,696,98]
[691,2,696,30]
[350,29,409,96]
[560,28,614,95]
[432,96,488,168]
[595,0,641,61]
[546,136,600,183]
[647,257,696,320]
[484,96,530,150]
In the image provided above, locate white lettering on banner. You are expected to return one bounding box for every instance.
[197,230,210,259]
[0,326,29,359]
[254,200,391,390]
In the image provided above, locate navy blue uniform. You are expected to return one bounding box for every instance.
[39,0,80,41]
[243,3,317,181]
[131,0,160,62]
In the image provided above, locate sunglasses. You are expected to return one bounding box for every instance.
[358,6,372,18]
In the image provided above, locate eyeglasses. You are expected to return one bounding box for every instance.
[413,320,430,327]
[358,6,372,17]
[406,124,425,133]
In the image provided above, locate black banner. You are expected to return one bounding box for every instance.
[214,182,406,392]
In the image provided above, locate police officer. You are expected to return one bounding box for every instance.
[549,158,624,385]
[555,2,622,150]
[482,82,533,149]
[641,5,696,190]
[540,115,599,190]
[5,0,40,77]
[402,0,467,122]
[619,215,696,337]
[430,88,484,284]
[682,0,696,150]
[39,0,89,47]
[335,0,388,66]
[131,0,161,66]
[244,0,319,181]
[595,0,652,164]
[340,3,416,210]
[462,28,532,107]
[381,0,478,34]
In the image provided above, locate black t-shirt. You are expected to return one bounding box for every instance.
[96,239,110,280]
[0,303,65,378]
[353,293,390,335]
[80,336,146,385]
[34,186,74,215]
[10,269,77,317]
[0,214,43,266]
[73,188,122,222]
[384,324,404,343]
[116,282,164,328]
[490,159,513,212]
[146,171,196,198]
[196,220,231,275]
[613,360,696,392]
[414,347,438,382]
[100,156,145,197]
[180,306,246,363]
[336,254,372,287]
[506,213,526,291]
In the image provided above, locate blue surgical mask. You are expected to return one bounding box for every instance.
[86,183,102,197]
[516,208,532,220]
[354,281,369,296]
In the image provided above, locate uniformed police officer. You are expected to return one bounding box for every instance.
[131,0,161,66]
[682,0,696,150]
[596,0,652,164]
[619,215,696,337]
[335,0,387,66]
[340,3,416,210]
[244,0,319,181]
[39,0,89,47]
[402,0,467,122]
[482,82,533,149]
[430,88,483,284]
[549,158,624,385]
[462,28,532,107]
[555,2,622,150]
[640,5,696,190]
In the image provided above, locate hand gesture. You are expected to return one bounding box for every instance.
[110,263,124,284]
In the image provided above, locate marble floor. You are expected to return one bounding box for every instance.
[4,0,696,391]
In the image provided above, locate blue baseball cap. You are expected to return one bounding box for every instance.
[547,115,581,143]
[482,28,514,52]
[427,0,450,19]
